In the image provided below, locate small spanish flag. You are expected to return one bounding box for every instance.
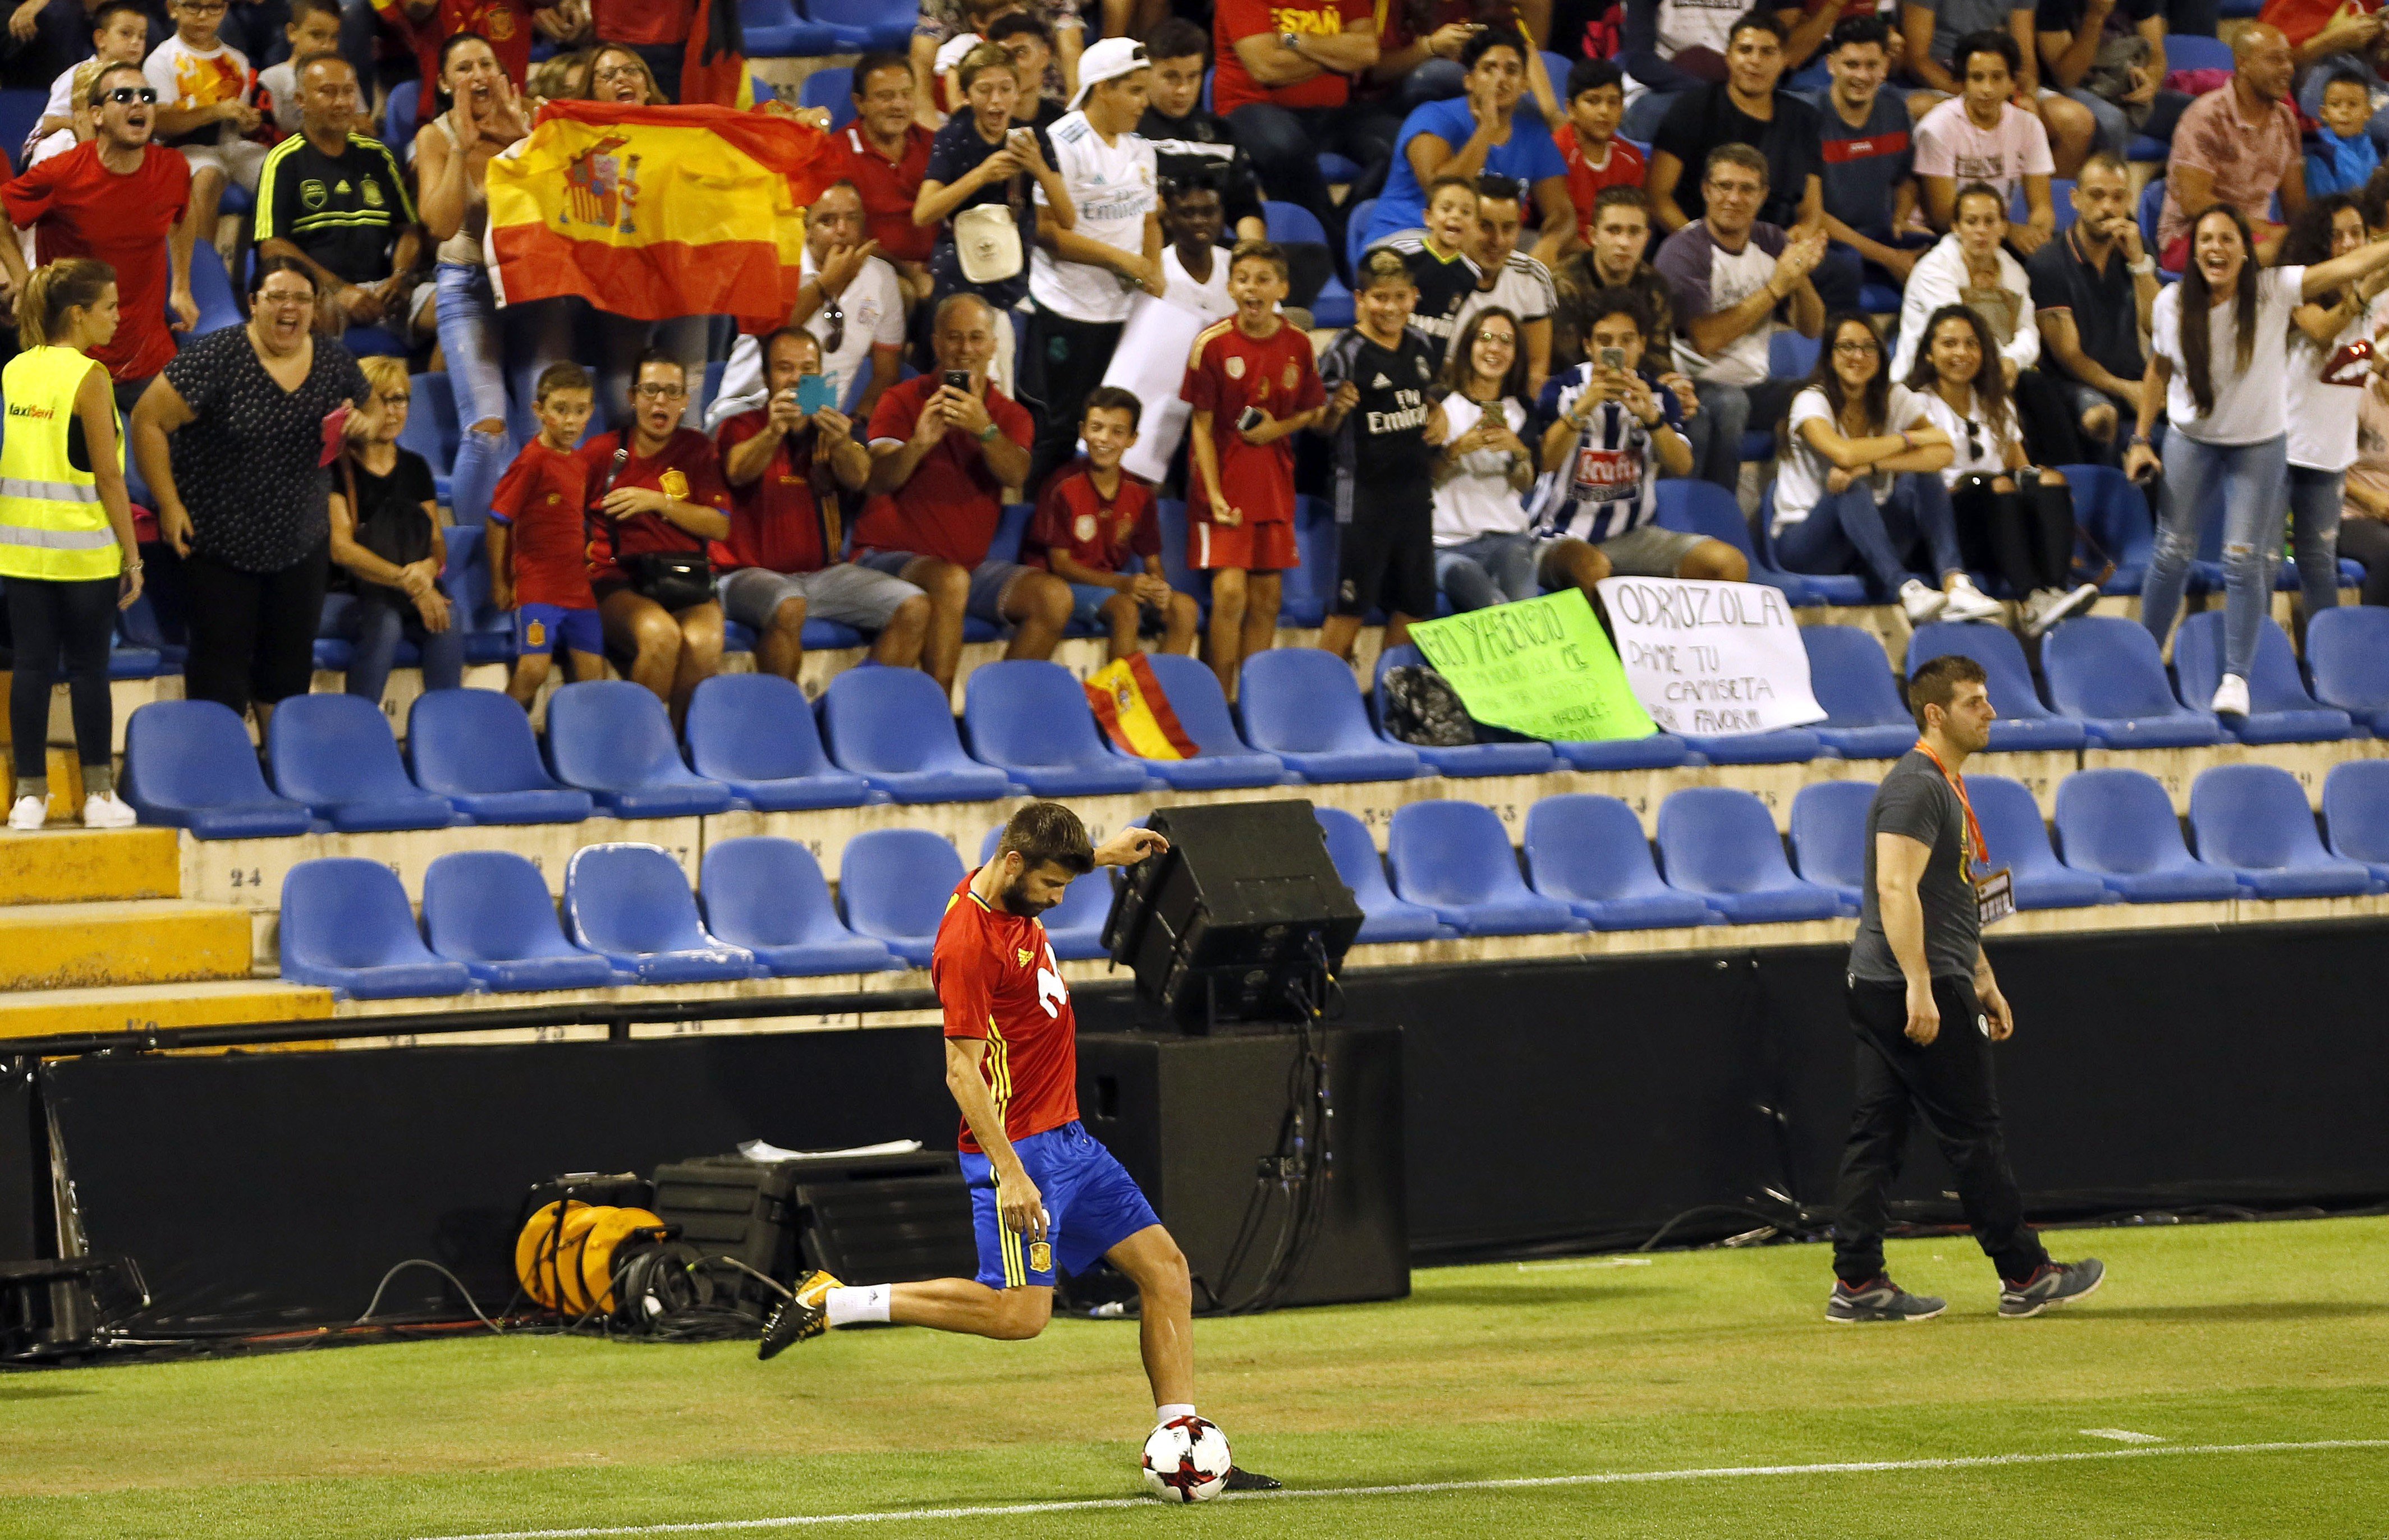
[488,102,834,334]
[1085,655,1198,761]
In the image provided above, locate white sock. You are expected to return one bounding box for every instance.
[1155,1402,1196,1423]
[824,1284,891,1328]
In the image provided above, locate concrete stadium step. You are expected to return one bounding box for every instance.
[0,898,255,991]
[0,828,181,905]
[0,979,334,1040]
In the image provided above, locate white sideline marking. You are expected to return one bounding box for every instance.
[2080,1429,2167,1444]
[409,1437,2389,1539]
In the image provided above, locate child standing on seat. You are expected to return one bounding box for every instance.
[487,362,603,707]
[1023,388,1199,662]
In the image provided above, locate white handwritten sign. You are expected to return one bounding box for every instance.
[1594,577,1827,737]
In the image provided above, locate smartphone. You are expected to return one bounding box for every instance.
[1236,405,1266,433]
[1597,347,1626,372]
[796,373,836,415]
[941,369,972,393]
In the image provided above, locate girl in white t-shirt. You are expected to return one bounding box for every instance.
[1429,307,1544,610]
[2281,196,2389,632]
[2127,203,2389,714]
[1771,312,1984,626]
[1908,304,2101,637]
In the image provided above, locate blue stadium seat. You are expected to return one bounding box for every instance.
[797,62,858,124]
[1150,500,1214,616]
[2066,465,2156,594]
[545,681,740,816]
[1787,780,1874,907]
[121,701,318,838]
[1768,329,1819,381]
[975,827,1111,960]
[1679,724,1823,765]
[397,371,460,507]
[280,858,475,1000]
[1264,201,1355,325]
[1319,151,1364,185]
[421,851,623,992]
[802,0,913,52]
[1524,794,1715,930]
[1654,786,1851,922]
[987,501,1035,564]
[2169,612,2355,743]
[2011,178,2077,231]
[1344,197,1379,274]
[2189,764,2377,898]
[405,689,593,824]
[382,79,420,145]
[1238,650,1422,783]
[1369,646,1558,776]
[267,693,460,831]
[2323,760,2389,881]
[1129,654,1290,788]
[1801,625,1919,758]
[962,660,1164,796]
[2168,33,2235,69]
[563,844,760,982]
[187,244,243,334]
[2052,767,2244,901]
[1969,773,2110,909]
[700,837,899,976]
[684,674,874,810]
[1386,801,1588,936]
[838,828,966,966]
[1659,479,1850,608]
[2139,179,2180,279]
[1315,807,1450,941]
[439,526,517,665]
[2305,606,2389,735]
[2039,616,2225,747]
[1904,620,2087,751]
[746,1,855,60]
[1549,728,1695,771]
[821,666,1017,803]
[1283,497,1336,627]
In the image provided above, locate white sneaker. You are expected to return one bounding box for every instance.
[2210,674,2251,716]
[80,790,136,829]
[1941,574,2005,623]
[8,794,45,831]
[2022,583,2100,639]
[1900,579,1948,626]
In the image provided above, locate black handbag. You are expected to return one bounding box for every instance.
[629,550,714,613]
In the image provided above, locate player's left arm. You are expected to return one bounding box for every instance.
[1975,948,2012,1041]
[1092,828,1170,867]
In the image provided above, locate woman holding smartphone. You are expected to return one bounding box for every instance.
[2127,203,2389,715]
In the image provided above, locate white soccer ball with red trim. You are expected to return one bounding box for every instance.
[1141,1414,1232,1502]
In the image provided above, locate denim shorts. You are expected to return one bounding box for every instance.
[855,551,1037,624]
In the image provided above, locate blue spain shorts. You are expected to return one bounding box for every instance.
[515,604,602,658]
[960,1121,1159,1289]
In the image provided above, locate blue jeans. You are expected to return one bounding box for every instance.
[437,263,536,526]
[341,589,465,706]
[1436,532,1542,610]
[2140,431,2288,681]
[1774,474,1965,597]
[2287,465,2346,625]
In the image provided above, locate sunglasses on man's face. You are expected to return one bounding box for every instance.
[98,86,159,105]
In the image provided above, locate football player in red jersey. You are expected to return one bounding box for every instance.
[760,802,1277,1491]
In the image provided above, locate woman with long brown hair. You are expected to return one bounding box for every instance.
[1429,305,1541,609]
[2127,203,2389,715]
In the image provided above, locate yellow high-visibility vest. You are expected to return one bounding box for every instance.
[0,346,120,582]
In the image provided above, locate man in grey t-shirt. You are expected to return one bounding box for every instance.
[1827,654,2107,1324]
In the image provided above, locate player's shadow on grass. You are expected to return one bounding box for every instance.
[1416,1284,1679,1309]
[2082,1301,2389,1324]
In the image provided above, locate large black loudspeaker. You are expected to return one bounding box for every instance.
[1076,1027,1409,1312]
[1102,800,1364,1032]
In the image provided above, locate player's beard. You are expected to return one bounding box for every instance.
[998,874,1056,917]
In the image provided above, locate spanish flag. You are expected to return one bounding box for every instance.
[487,102,834,334]
[1085,656,1198,761]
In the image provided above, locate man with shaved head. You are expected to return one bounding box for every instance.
[2153,24,2306,268]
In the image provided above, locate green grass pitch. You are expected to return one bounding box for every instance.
[4,1216,2387,1539]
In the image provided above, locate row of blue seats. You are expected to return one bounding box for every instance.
[280,756,2389,999]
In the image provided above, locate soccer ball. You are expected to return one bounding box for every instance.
[1141,1414,1232,1502]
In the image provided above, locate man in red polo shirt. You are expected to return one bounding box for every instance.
[826,51,937,307]
[856,292,1074,695]
[0,61,195,412]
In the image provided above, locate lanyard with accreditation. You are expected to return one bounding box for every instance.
[1914,740,2014,926]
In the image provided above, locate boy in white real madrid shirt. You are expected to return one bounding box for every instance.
[1026,36,1165,490]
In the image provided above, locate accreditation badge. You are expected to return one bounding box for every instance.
[1973,866,2015,927]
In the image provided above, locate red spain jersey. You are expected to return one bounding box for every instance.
[1180,317,1321,527]
[932,874,1077,1154]
[488,438,597,608]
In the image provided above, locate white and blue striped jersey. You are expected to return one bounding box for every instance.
[1527,364,1684,545]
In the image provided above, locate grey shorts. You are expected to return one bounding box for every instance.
[855,550,1039,624]
[718,562,923,633]
[1591,522,1708,579]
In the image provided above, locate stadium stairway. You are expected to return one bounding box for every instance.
[0,827,332,1038]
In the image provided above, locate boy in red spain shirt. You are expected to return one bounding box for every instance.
[1181,239,1324,699]
[1024,387,1199,661]
[488,362,601,707]
[759,803,1277,1491]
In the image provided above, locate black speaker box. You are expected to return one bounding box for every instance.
[650,1152,976,1297]
[1104,800,1364,1031]
[1076,1026,1409,1311]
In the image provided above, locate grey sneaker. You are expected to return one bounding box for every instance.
[1826,1276,1947,1322]
[2000,1258,2105,1318]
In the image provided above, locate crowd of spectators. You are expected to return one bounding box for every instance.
[2,0,2388,812]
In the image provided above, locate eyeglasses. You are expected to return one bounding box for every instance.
[98,86,158,105]
[591,64,645,85]
[1832,339,1876,356]
[633,383,689,401]
[255,288,314,308]
[819,298,845,355]
[1475,332,1517,350]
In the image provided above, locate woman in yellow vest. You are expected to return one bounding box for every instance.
[3,257,143,830]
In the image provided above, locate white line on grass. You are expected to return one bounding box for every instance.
[2079,1429,2166,1444]
[409,1437,2389,1540]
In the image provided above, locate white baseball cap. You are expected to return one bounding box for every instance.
[1068,37,1149,111]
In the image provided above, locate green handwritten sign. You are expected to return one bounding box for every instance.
[1407,590,1659,743]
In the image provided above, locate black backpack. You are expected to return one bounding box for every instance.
[1381,664,1477,747]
